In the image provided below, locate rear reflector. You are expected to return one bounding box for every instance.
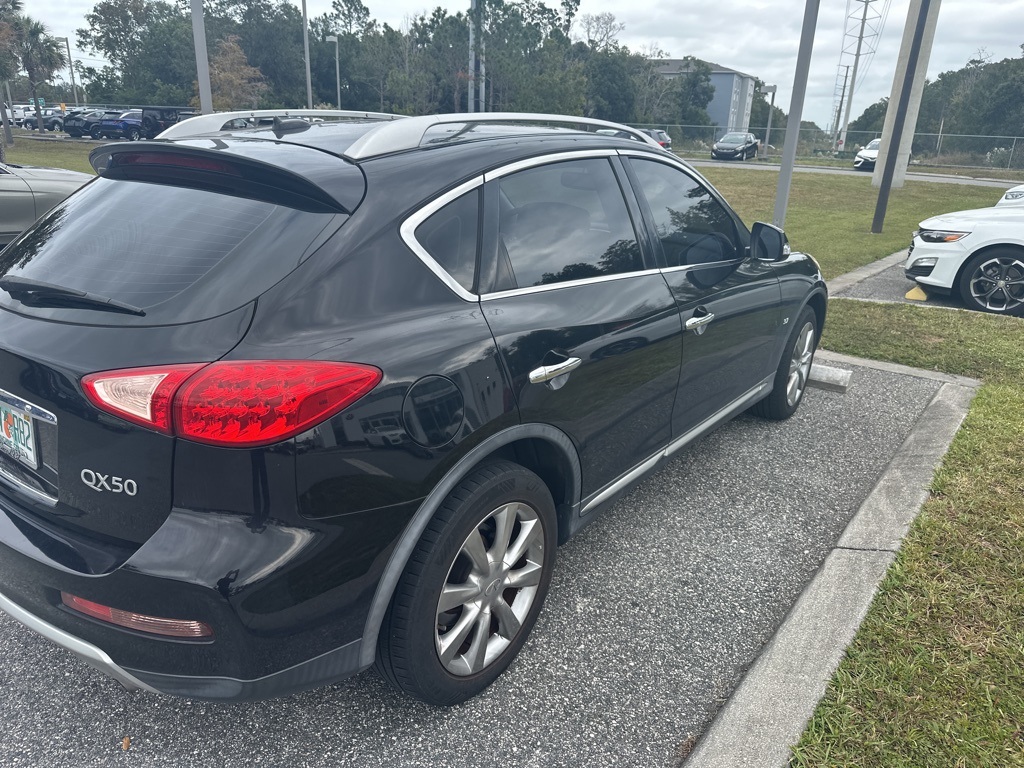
[61,592,213,639]
[82,361,382,447]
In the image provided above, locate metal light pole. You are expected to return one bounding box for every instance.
[326,35,341,109]
[190,0,213,113]
[772,0,820,229]
[54,37,79,106]
[762,84,776,157]
[301,0,313,108]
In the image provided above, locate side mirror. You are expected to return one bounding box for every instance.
[750,221,791,262]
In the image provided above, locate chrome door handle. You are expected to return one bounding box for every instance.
[529,357,582,384]
[685,312,715,332]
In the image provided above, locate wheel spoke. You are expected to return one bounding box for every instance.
[462,611,491,672]
[437,603,481,665]
[460,527,490,573]
[489,503,518,564]
[505,560,543,589]
[438,581,479,614]
[504,518,541,567]
[492,598,522,641]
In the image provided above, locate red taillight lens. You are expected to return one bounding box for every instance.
[82,361,381,447]
[61,592,213,638]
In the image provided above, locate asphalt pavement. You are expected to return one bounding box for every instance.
[0,351,975,767]
[830,249,963,309]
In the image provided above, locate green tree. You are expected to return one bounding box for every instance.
[673,56,714,135]
[207,34,267,109]
[15,16,66,131]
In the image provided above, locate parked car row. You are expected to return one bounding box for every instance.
[3,105,195,141]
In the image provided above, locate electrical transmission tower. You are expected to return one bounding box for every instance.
[829,0,889,150]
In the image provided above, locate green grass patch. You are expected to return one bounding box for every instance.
[791,299,1024,767]
[702,167,1000,279]
[5,136,96,174]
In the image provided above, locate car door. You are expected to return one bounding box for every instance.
[623,154,782,438]
[480,153,683,500]
[0,167,34,245]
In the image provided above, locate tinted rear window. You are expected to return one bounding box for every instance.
[0,177,342,324]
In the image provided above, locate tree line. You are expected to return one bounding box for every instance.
[5,0,789,136]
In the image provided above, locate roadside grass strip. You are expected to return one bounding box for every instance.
[791,299,1024,767]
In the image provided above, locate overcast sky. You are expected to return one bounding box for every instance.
[27,0,1024,128]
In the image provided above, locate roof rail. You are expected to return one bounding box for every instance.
[342,112,663,160]
[155,109,405,140]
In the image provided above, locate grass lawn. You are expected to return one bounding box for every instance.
[5,134,97,174]
[792,300,1024,767]
[701,166,1001,279]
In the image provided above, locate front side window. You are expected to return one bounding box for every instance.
[629,159,740,269]
[496,158,643,289]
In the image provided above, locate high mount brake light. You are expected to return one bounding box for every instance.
[109,152,241,175]
[83,361,382,447]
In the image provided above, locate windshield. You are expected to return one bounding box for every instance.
[866,139,881,150]
[720,133,747,143]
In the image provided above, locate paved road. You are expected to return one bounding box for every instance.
[689,159,1020,190]
[0,364,944,768]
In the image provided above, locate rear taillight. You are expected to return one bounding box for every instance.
[82,361,381,447]
[61,592,213,638]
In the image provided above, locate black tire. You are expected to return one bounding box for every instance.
[375,461,557,706]
[956,248,1024,315]
[90,125,103,140]
[125,127,141,141]
[751,305,818,420]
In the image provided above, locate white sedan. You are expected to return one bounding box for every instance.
[995,184,1024,207]
[905,206,1024,314]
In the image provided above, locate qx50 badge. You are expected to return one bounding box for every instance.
[81,469,138,496]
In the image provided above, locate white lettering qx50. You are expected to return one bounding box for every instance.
[80,469,137,496]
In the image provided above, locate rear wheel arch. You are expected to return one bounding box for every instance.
[358,424,581,669]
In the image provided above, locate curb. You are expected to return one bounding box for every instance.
[683,356,979,768]
[827,250,908,295]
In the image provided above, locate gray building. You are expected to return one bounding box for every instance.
[656,60,757,136]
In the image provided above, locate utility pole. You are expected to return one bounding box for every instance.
[839,0,874,153]
[301,0,312,108]
[833,65,850,151]
[762,84,777,157]
[467,0,476,112]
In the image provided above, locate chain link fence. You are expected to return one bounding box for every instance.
[634,124,1024,172]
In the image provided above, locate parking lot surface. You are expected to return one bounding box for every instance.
[830,250,964,310]
[0,363,948,767]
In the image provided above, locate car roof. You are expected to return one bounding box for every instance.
[157,110,666,161]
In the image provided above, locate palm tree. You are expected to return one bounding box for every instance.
[14,16,65,133]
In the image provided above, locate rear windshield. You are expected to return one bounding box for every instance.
[0,177,342,325]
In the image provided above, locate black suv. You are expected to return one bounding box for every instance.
[0,110,826,706]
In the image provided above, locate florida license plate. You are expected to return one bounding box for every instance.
[0,403,36,470]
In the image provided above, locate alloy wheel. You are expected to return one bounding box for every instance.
[435,501,545,676]
[968,255,1024,313]
[786,321,815,407]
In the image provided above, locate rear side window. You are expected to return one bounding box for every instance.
[496,158,643,289]
[414,189,479,292]
[0,177,341,324]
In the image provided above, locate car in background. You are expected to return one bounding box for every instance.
[637,128,672,149]
[712,132,758,160]
[853,138,881,171]
[995,184,1024,207]
[905,206,1024,315]
[140,106,196,139]
[23,107,66,132]
[0,109,825,708]
[0,161,92,247]
[95,109,143,141]
[8,105,31,126]
[64,109,120,139]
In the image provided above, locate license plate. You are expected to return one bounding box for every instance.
[0,403,36,470]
